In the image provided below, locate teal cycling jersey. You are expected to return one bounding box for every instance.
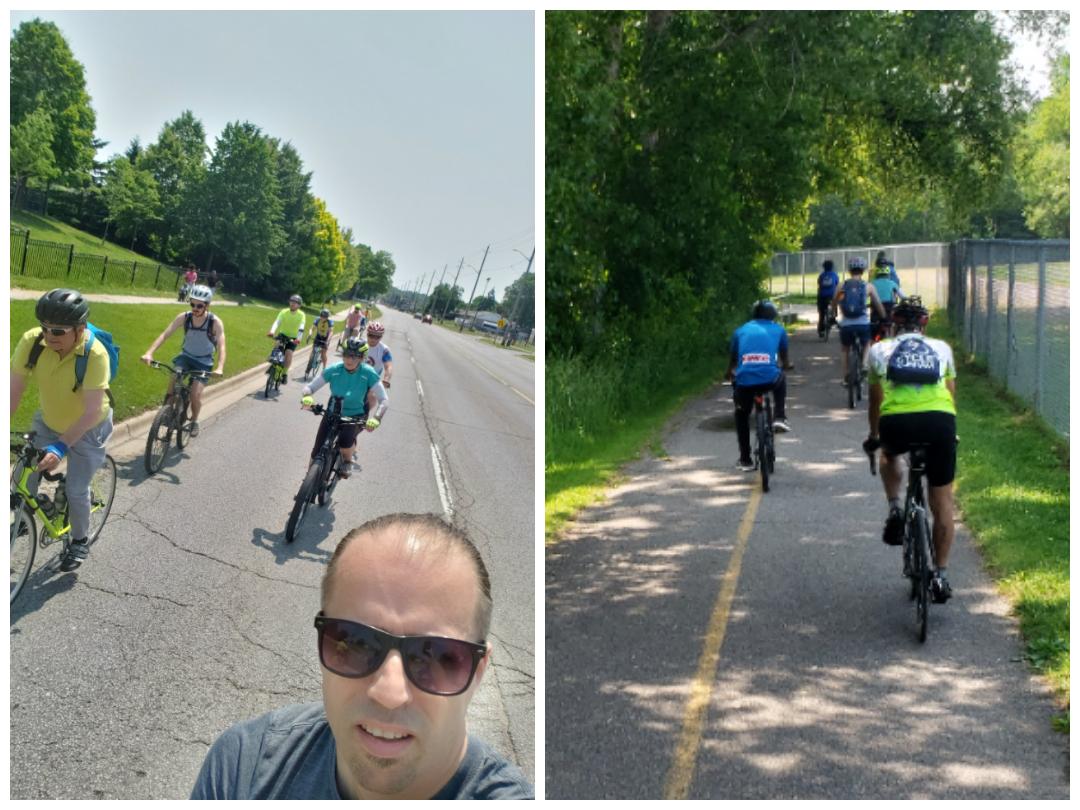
[320,362,382,417]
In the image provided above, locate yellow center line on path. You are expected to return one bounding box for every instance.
[471,358,533,405]
[663,482,762,800]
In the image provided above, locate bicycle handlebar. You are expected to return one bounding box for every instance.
[148,360,217,381]
[10,431,66,480]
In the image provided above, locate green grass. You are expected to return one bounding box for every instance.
[10,301,314,427]
[545,337,726,542]
[11,209,153,265]
[928,316,1070,728]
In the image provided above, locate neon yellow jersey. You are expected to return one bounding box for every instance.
[314,318,333,338]
[273,308,306,339]
[867,334,957,416]
[11,328,111,433]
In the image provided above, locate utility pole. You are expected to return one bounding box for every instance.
[503,247,534,346]
[459,245,490,332]
[412,275,423,312]
[430,264,447,314]
[424,268,438,311]
[441,257,464,322]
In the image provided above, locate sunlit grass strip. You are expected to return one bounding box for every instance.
[928,316,1069,730]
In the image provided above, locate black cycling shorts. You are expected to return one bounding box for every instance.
[276,334,299,352]
[879,411,957,488]
[310,419,363,459]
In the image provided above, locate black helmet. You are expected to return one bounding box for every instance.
[320,308,330,318]
[752,299,778,321]
[892,296,929,329]
[342,337,369,357]
[875,250,888,267]
[36,288,89,326]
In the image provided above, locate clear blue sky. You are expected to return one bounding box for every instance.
[9,10,535,301]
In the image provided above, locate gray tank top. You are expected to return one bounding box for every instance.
[182,313,217,360]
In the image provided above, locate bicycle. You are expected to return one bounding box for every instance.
[285,396,367,543]
[846,332,867,409]
[753,390,776,492]
[10,431,117,603]
[867,440,935,642]
[144,361,215,474]
[817,308,835,342]
[304,340,326,382]
[264,335,291,398]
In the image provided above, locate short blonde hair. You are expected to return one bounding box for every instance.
[321,513,493,639]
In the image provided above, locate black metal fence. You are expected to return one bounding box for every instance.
[9,225,245,295]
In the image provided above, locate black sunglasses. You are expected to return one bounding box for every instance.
[314,613,486,697]
[39,323,75,336]
[190,302,206,310]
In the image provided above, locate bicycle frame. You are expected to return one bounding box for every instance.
[10,436,107,544]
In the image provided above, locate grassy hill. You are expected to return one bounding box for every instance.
[11,209,155,265]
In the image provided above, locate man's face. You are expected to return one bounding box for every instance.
[41,322,82,355]
[289,300,300,311]
[321,535,489,800]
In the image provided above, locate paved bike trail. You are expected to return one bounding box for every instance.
[546,326,1067,799]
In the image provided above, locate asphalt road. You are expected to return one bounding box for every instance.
[9,305,534,799]
[546,326,1067,799]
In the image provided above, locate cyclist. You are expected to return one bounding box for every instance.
[180,263,198,301]
[870,261,902,341]
[267,294,306,383]
[342,304,364,343]
[724,300,793,472]
[875,251,904,292]
[816,259,840,337]
[364,321,394,389]
[831,257,886,385]
[307,307,334,370]
[141,284,227,437]
[863,296,958,603]
[10,289,114,571]
[300,337,388,479]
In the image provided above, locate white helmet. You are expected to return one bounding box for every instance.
[189,284,213,303]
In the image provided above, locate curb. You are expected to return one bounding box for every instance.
[109,307,354,453]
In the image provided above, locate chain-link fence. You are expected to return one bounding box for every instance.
[769,242,950,307]
[949,239,1069,438]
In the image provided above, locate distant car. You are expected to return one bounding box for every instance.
[413,312,422,320]
[422,313,433,323]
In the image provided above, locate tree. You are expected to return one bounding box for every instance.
[354,245,396,299]
[141,111,209,262]
[1015,55,1069,238]
[290,197,348,302]
[501,271,535,331]
[470,291,497,312]
[10,19,97,185]
[201,121,285,279]
[101,155,161,249]
[427,283,464,319]
[10,107,58,208]
[546,11,1024,358]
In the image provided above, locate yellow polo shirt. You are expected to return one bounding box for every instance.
[11,328,111,433]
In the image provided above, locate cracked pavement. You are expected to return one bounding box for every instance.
[10,306,535,799]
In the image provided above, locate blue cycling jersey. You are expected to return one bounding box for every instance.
[730,319,787,387]
[818,270,839,298]
[320,362,382,417]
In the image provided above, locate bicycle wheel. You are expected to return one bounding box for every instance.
[10,503,36,604]
[756,408,770,492]
[175,397,191,449]
[286,463,322,543]
[144,407,174,474]
[913,511,931,643]
[274,366,283,392]
[85,455,117,547]
[316,451,335,507]
[846,345,858,409]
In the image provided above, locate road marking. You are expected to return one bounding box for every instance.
[429,442,453,519]
[471,358,533,405]
[664,483,762,800]
[416,379,424,400]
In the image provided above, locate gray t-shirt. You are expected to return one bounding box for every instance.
[190,702,533,800]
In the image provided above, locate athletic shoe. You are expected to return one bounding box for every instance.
[59,538,89,572]
[736,458,756,472]
[772,418,791,433]
[931,573,953,603]
[189,420,200,438]
[883,507,904,546]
